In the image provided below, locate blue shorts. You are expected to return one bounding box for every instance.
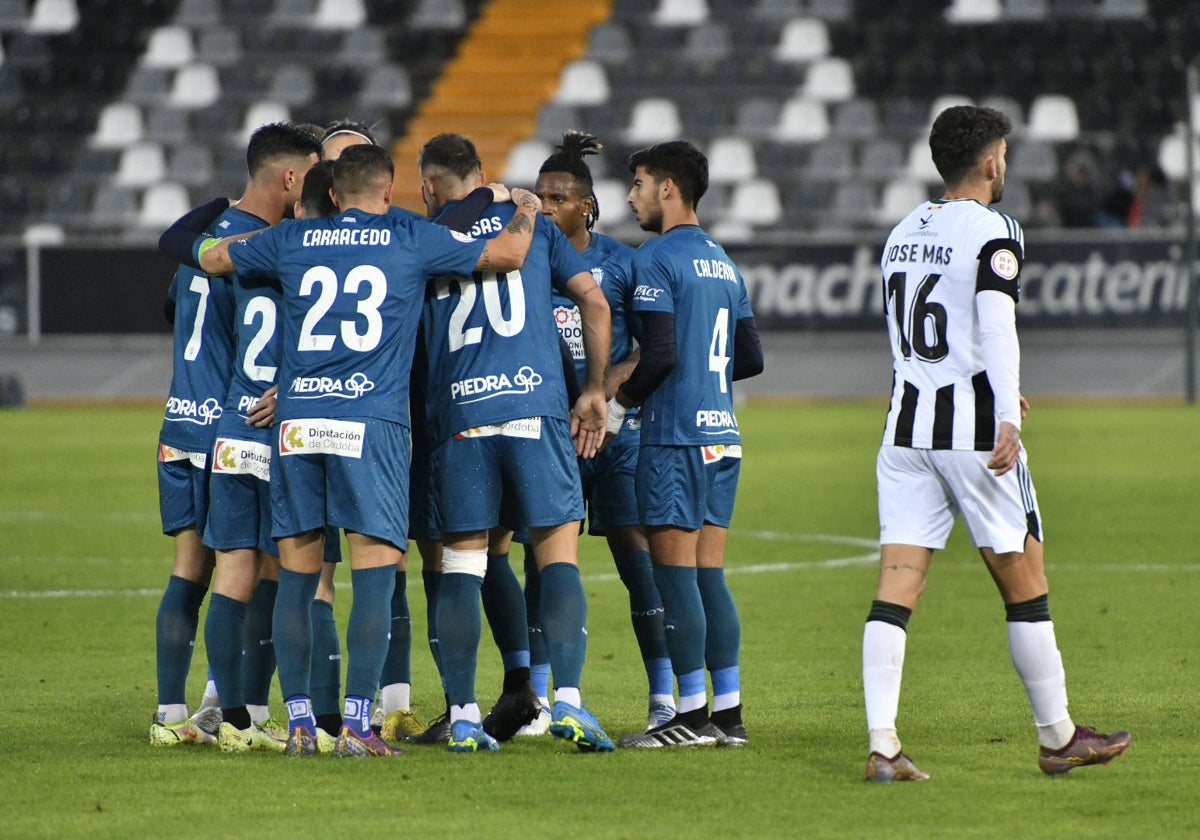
[271,416,410,550]
[157,442,211,536]
[433,416,584,535]
[579,415,640,535]
[408,427,440,542]
[637,444,742,530]
[203,421,277,555]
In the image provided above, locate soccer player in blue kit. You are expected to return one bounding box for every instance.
[521,131,675,735]
[415,133,615,752]
[149,123,318,746]
[607,141,764,749]
[197,144,542,757]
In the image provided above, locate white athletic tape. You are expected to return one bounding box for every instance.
[441,547,487,578]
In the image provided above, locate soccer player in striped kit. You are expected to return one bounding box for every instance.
[863,105,1130,781]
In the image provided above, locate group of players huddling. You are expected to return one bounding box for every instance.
[148,104,1129,779]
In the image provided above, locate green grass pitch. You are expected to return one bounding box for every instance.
[0,402,1196,838]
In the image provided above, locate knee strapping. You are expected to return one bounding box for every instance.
[442,547,487,578]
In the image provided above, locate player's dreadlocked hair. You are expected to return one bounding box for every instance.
[539,130,602,228]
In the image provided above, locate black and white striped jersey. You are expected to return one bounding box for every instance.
[879,198,1024,451]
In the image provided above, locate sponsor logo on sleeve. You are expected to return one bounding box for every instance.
[158,443,207,469]
[278,419,366,458]
[212,437,271,481]
[453,417,543,440]
[633,284,665,302]
[701,444,743,463]
[451,230,476,243]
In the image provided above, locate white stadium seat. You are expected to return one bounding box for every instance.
[91,103,144,149]
[142,26,195,69]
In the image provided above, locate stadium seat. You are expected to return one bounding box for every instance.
[502,139,553,186]
[268,0,317,27]
[175,0,221,26]
[170,63,221,109]
[555,60,610,106]
[734,97,784,141]
[707,136,757,183]
[1009,140,1058,181]
[124,67,173,105]
[239,101,292,144]
[266,64,316,107]
[1156,127,1198,180]
[801,57,855,102]
[91,102,144,149]
[1026,94,1080,141]
[587,21,633,66]
[114,142,167,188]
[312,0,366,29]
[624,98,682,144]
[196,28,243,67]
[142,26,195,69]
[826,180,876,227]
[332,27,386,66]
[355,64,413,110]
[535,103,583,142]
[751,0,803,21]
[167,143,215,187]
[1004,0,1048,20]
[0,0,28,30]
[906,138,942,182]
[409,0,466,30]
[858,138,904,181]
[874,178,928,225]
[725,178,782,226]
[707,218,754,244]
[883,97,929,139]
[773,18,830,64]
[772,97,829,143]
[831,98,880,141]
[682,21,732,67]
[979,95,1026,135]
[653,0,709,26]
[590,178,632,233]
[138,181,191,228]
[944,0,1001,23]
[927,94,974,128]
[1099,0,1148,18]
[89,183,139,227]
[805,138,854,181]
[26,0,79,34]
[805,0,852,21]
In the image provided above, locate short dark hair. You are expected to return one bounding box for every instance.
[332,144,393,197]
[245,122,321,178]
[628,140,708,208]
[300,159,336,217]
[928,105,1011,186]
[418,133,482,181]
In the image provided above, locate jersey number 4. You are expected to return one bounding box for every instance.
[885,271,948,362]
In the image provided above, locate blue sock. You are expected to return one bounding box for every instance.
[697,567,741,672]
[310,598,341,717]
[524,550,550,698]
[379,569,411,687]
[345,565,396,700]
[285,694,316,734]
[652,564,707,677]
[241,578,277,707]
[343,694,373,737]
[155,575,207,705]
[435,572,483,707]
[273,567,320,701]
[203,593,246,711]
[481,552,531,671]
[423,570,444,683]
[539,562,587,692]
[614,548,671,690]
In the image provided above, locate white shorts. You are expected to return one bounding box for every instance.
[876,445,1042,554]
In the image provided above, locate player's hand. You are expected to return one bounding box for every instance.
[246,385,278,428]
[487,182,512,203]
[509,187,542,215]
[571,387,607,459]
[987,421,1021,476]
[1019,394,1030,420]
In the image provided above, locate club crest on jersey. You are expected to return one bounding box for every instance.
[212,437,271,481]
[288,371,375,400]
[590,267,604,286]
[279,419,365,458]
[164,396,222,426]
[450,365,543,404]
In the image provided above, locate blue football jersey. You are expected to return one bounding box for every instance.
[159,207,264,451]
[422,202,592,445]
[629,224,754,446]
[229,208,484,424]
[551,231,639,382]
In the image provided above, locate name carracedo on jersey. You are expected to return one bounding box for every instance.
[289,372,376,399]
[451,365,543,404]
[302,228,393,247]
[165,396,223,425]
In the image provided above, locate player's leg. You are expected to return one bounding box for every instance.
[516,541,552,735]
[275,529,324,755]
[376,550,423,743]
[479,526,539,741]
[696,522,745,745]
[407,537,453,744]
[310,559,342,738]
[439,531,495,751]
[243,553,279,727]
[205,547,260,740]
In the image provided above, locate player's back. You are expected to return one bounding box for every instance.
[632,224,751,447]
[879,198,1024,450]
[160,206,263,450]
[422,204,590,444]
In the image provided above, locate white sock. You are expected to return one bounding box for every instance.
[554,687,581,708]
[379,682,411,715]
[199,679,219,709]
[247,704,270,725]
[1007,620,1073,748]
[649,693,675,708]
[677,692,707,714]
[157,703,188,723]
[450,703,481,724]
[863,620,907,740]
[712,691,740,712]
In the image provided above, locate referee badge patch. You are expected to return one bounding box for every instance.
[990,249,1019,280]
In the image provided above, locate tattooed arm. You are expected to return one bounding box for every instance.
[472,187,541,273]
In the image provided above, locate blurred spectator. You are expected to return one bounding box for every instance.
[1055,159,1102,227]
[1100,164,1176,228]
